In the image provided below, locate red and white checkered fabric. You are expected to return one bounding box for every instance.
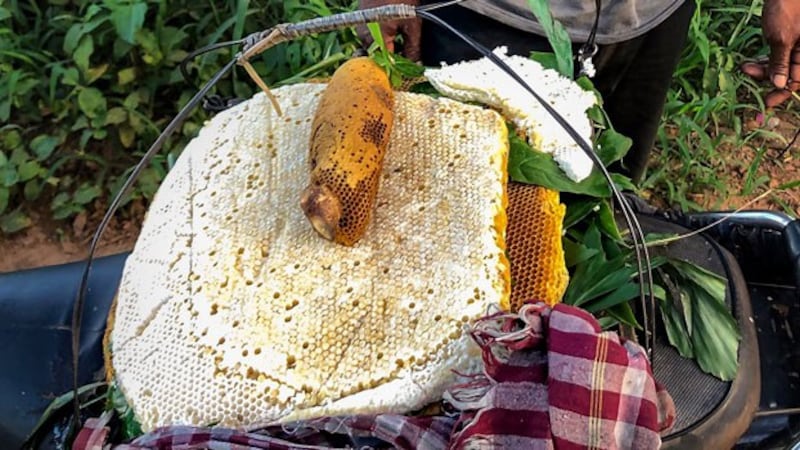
[78,302,674,450]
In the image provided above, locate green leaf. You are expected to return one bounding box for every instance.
[598,316,618,330]
[0,210,32,233]
[777,179,800,190]
[51,192,71,210]
[0,165,18,187]
[72,116,89,131]
[110,2,147,44]
[61,67,80,86]
[564,247,635,307]
[596,129,632,166]
[657,259,740,381]
[30,135,59,160]
[0,151,7,167]
[52,203,83,220]
[575,76,598,94]
[586,104,606,126]
[3,129,22,150]
[85,63,109,84]
[563,237,599,268]
[17,160,42,182]
[607,302,640,328]
[119,125,136,148]
[10,147,29,164]
[508,134,611,197]
[0,186,8,214]
[526,0,574,78]
[78,87,107,118]
[136,29,163,65]
[74,183,102,204]
[367,22,388,54]
[597,200,622,240]
[105,107,127,125]
[690,282,740,380]
[583,220,602,251]
[660,300,694,357]
[23,180,41,201]
[108,382,143,439]
[670,259,727,300]
[73,34,94,73]
[22,381,107,449]
[63,24,83,54]
[529,51,558,71]
[584,282,640,314]
[571,256,635,307]
[611,173,637,192]
[563,198,600,229]
[392,55,425,78]
[117,67,137,85]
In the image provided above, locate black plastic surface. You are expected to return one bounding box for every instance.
[0,253,129,448]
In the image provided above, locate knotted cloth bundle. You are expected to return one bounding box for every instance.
[79,302,674,450]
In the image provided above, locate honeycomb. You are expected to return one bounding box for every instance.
[506,182,568,308]
[108,83,510,431]
[306,58,395,245]
[425,46,598,182]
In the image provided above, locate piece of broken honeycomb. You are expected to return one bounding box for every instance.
[108,83,510,431]
[506,182,568,308]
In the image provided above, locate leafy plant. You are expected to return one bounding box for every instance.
[656,258,740,380]
[365,22,424,87]
[0,0,360,234]
[644,0,786,211]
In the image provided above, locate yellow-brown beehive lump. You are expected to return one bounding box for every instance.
[109,83,510,431]
[506,182,568,309]
[302,57,394,246]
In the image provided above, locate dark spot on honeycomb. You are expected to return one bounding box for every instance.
[358,113,389,147]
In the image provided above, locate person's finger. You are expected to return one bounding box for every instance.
[355,24,374,48]
[384,33,396,53]
[399,18,422,61]
[790,45,800,84]
[767,39,792,88]
[764,88,794,108]
[740,61,769,81]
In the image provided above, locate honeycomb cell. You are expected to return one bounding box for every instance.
[109,83,511,432]
[506,183,568,309]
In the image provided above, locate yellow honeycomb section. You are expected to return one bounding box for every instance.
[506,182,568,309]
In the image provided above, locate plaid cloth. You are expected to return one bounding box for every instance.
[77,302,674,450]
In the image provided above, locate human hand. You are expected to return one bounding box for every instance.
[355,0,422,61]
[740,0,800,108]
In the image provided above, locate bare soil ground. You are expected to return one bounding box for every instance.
[1,112,798,273]
[0,201,144,272]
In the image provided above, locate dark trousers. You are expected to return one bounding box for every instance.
[418,1,696,182]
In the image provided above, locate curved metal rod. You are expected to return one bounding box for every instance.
[70,58,238,425]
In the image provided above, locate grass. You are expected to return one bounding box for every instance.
[643,0,800,214]
[0,0,360,233]
[1,0,796,235]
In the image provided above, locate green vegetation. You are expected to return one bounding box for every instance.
[0,0,791,234]
[0,0,359,233]
[643,0,792,211]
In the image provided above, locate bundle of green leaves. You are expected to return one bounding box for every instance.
[368,0,740,382]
